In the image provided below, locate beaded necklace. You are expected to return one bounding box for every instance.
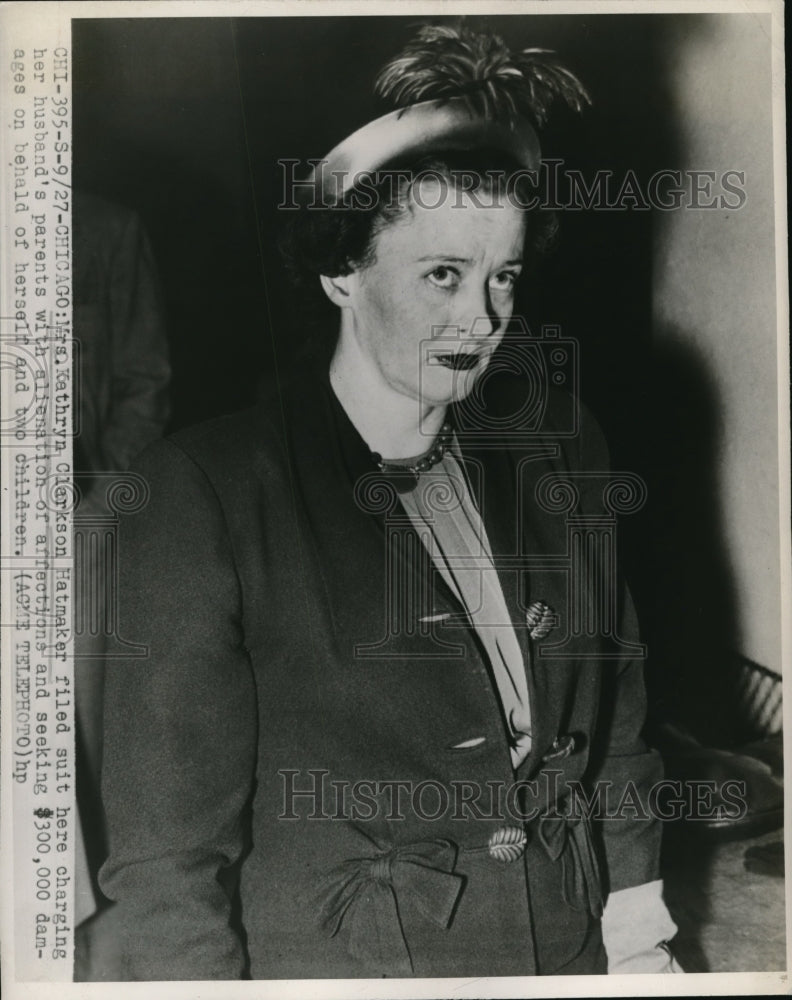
[370,422,454,492]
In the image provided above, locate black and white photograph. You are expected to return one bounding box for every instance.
[0,1,788,995]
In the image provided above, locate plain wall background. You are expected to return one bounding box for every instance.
[652,13,780,681]
[72,13,783,741]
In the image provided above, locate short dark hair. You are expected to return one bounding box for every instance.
[278,147,557,326]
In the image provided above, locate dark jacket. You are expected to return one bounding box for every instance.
[99,364,662,980]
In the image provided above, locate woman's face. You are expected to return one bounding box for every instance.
[336,178,527,407]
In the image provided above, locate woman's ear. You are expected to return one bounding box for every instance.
[319,273,353,307]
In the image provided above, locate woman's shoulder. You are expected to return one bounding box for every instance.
[170,405,271,461]
[129,382,292,490]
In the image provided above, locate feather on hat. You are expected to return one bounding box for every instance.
[375,25,590,127]
[307,24,589,204]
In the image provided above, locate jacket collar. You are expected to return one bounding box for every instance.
[269,358,581,774]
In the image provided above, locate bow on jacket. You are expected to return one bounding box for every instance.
[318,838,464,976]
[538,811,603,919]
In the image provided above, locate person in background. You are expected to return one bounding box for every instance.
[72,192,170,964]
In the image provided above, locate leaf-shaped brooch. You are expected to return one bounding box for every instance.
[525,601,557,640]
[486,826,528,863]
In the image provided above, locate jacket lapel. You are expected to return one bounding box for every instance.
[277,363,585,769]
[281,368,472,661]
[454,394,586,775]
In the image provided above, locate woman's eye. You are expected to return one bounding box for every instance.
[427,266,460,289]
[490,271,518,292]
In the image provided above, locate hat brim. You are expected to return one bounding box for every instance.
[306,97,541,204]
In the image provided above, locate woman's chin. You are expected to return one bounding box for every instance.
[413,368,481,407]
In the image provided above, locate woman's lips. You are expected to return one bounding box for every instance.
[431,352,480,371]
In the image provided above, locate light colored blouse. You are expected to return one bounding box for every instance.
[395,447,533,768]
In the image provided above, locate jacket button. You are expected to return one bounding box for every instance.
[488,826,527,863]
[542,734,576,762]
[525,601,558,639]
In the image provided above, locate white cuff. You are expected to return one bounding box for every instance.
[601,879,684,974]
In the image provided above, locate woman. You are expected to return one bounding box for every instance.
[100,25,680,979]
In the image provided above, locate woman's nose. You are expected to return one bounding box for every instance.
[457,284,500,340]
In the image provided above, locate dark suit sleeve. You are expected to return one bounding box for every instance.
[589,592,664,894]
[570,400,664,895]
[99,438,257,980]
